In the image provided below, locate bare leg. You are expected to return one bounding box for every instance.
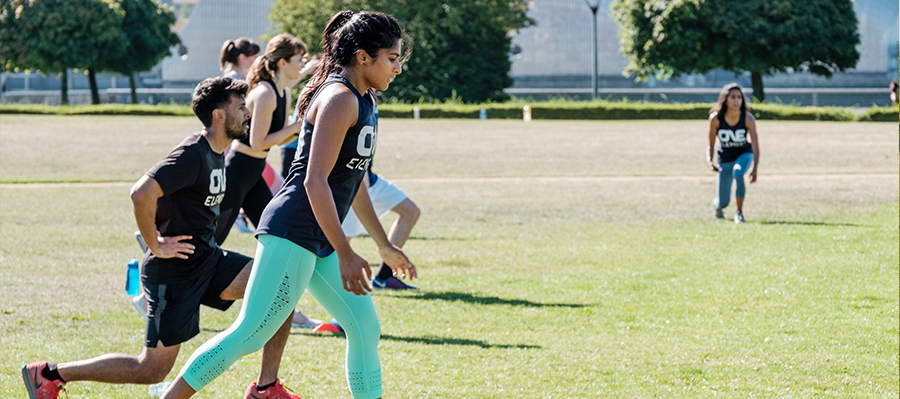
[219,260,253,301]
[386,198,420,248]
[257,312,293,386]
[160,377,195,399]
[736,197,744,212]
[58,342,179,384]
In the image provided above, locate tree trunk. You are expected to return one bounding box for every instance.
[129,73,138,104]
[60,70,69,105]
[751,71,764,103]
[88,68,100,104]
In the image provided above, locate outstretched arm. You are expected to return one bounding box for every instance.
[351,176,416,280]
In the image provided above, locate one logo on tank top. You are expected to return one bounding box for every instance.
[204,168,226,206]
[717,128,747,148]
[345,125,376,170]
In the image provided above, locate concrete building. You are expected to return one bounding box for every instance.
[160,0,273,86]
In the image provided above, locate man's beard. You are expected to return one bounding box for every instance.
[225,114,249,140]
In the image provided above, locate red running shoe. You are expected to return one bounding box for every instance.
[21,361,66,399]
[244,379,301,399]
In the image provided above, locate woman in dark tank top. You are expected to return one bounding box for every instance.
[706,83,761,223]
[213,34,308,245]
[160,11,416,399]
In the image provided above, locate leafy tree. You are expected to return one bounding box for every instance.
[271,0,532,103]
[0,0,125,104]
[612,0,860,102]
[109,0,180,104]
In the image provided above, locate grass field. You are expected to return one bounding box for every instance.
[0,115,897,398]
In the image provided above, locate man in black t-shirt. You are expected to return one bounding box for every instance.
[22,77,300,399]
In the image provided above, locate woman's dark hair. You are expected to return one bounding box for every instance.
[296,10,411,117]
[890,81,899,92]
[246,34,308,89]
[709,83,748,121]
[219,37,261,70]
[192,76,249,127]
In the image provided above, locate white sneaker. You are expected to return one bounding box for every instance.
[291,311,323,328]
[734,211,745,224]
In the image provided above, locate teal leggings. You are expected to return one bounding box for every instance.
[178,234,382,399]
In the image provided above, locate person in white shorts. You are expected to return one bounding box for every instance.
[342,169,420,289]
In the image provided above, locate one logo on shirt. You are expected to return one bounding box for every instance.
[204,168,226,206]
[718,128,747,148]
[346,125,376,170]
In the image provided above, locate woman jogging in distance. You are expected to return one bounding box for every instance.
[707,83,760,223]
[214,34,308,246]
[220,37,261,81]
[161,11,415,399]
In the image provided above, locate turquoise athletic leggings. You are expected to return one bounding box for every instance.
[178,234,382,399]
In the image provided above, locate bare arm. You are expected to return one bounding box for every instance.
[745,111,760,183]
[351,175,416,280]
[707,114,721,172]
[130,175,194,259]
[247,83,303,151]
[304,87,373,295]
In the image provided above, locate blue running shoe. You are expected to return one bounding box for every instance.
[372,276,418,290]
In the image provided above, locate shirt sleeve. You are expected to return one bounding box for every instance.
[146,144,201,196]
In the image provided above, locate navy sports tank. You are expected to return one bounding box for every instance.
[716,111,752,163]
[256,74,377,256]
[239,78,286,151]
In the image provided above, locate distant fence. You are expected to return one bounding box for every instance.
[505,87,891,107]
[0,87,892,107]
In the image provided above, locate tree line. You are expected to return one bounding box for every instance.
[0,0,180,105]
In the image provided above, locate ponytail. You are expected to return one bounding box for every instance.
[219,37,261,71]
[219,40,235,69]
[296,11,354,117]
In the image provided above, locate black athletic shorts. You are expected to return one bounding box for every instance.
[143,249,251,347]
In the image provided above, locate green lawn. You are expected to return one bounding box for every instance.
[0,116,897,398]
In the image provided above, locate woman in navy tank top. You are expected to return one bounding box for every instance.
[706,83,761,223]
[161,11,415,399]
[214,34,308,245]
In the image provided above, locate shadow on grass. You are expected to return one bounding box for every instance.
[759,220,871,227]
[381,333,541,349]
[401,291,593,308]
[288,331,541,349]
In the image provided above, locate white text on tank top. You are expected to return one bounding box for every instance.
[717,125,746,148]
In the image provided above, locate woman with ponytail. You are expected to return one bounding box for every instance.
[162,11,414,399]
[214,34,308,246]
[220,37,261,80]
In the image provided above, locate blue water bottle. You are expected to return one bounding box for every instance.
[125,259,140,296]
